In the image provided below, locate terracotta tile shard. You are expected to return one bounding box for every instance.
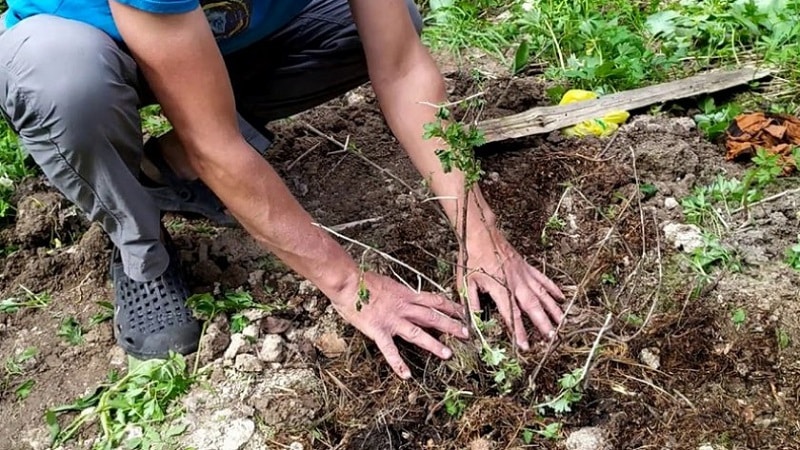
[725,112,800,175]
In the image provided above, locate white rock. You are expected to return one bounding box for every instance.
[259,335,284,363]
[639,348,661,370]
[298,280,317,295]
[108,346,127,368]
[664,197,679,209]
[224,334,250,362]
[234,354,264,373]
[288,443,304,450]
[242,323,260,340]
[565,427,609,450]
[662,222,704,253]
[182,409,255,450]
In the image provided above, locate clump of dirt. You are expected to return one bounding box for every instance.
[1,68,798,450]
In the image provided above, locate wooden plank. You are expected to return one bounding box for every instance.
[478,67,772,143]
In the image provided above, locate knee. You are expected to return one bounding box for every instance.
[405,0,424,35]
[1,15,139,135]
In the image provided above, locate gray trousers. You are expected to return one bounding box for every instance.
[0,0,423,282]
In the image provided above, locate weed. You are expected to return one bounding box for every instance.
[785,238,800,271]
[601,273,617,285]
[14,379,35,400]
[687,233,741,285]
[89,301,115,327]
[46,353,194,450]
[731,307,747,329]
[776,327,791,350]
[2,347,37,401]
[0,118,34,219]
[693,97,743,140]
[443,387,471,417]
[0,287,51,314]
[522,422,562,443]
[639,183,658,200]
[540,214,566,245]
[140,105,173,138]
[57,317,84,346]
[539,368,585,414]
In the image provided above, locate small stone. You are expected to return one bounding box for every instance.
[247,270,265,288]
[664,197,679,209]
[639,348,661,370]
[242,308,268,322]
[224,334,250,363]
[565,427,609,450]
[198,315,231,364]
[346,91,365,106]
[108,346,127,368]
[242,323,260,340]
[234,354,264,373]
[314,331,347,358]
[181,409,255,450]
[288,442,304,450]
[470,438,493,450]
[262,317,292,335]
[662,222,704,253]
[259,335,284,363]
[298,280,316,295]
[488,172,500,182]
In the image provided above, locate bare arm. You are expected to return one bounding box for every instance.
[350,0,565,346]
[108,2,359,300]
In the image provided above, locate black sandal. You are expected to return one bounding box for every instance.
[110,228,201,360]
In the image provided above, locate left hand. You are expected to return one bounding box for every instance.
[459,224,566,350]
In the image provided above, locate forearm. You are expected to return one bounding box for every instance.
[372,50,496,234]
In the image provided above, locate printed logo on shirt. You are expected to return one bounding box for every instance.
[201,0,252,39]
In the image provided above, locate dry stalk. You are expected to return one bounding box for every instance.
[286,142,321,171]
[313,222,448,294]
[730,187,800,215]
[625,211,664,341]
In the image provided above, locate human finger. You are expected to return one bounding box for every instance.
[487,280,529,350]
[405,304,469,339]
[530,266,566,300]
[397,322,453,360]
[412,291,465,319]
[527,268,566,323]
[518,284,556,339]
[374,333,411,379]
[467,277,481,316]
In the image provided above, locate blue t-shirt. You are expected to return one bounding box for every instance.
[4,0,312,54]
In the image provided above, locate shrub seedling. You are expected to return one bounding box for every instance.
[0,287,51,314]
[46,352,194,450]
[57,317,84,346]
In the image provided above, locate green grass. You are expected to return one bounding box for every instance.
[0,119,34,218]
[422,0,800,108]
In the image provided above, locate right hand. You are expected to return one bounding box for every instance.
[330,271,469,379]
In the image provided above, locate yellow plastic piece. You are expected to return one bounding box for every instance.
[559,89,630,137]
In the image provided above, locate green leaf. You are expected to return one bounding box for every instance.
[230,313,249,334]
[45,410,61,444]
[15,379,35,399]
[639,183,658,199]
[731,308,747,327]
[646,11,682,37]
[513,40,530,74]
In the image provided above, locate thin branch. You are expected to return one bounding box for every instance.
[418,91,486,110]
[286,142,321,171]
[581,312,614,391]
[730,187,800,214]
[313,222,448,294]
[330,217,384,232]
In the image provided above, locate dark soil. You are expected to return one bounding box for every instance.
[1,70,798,450]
